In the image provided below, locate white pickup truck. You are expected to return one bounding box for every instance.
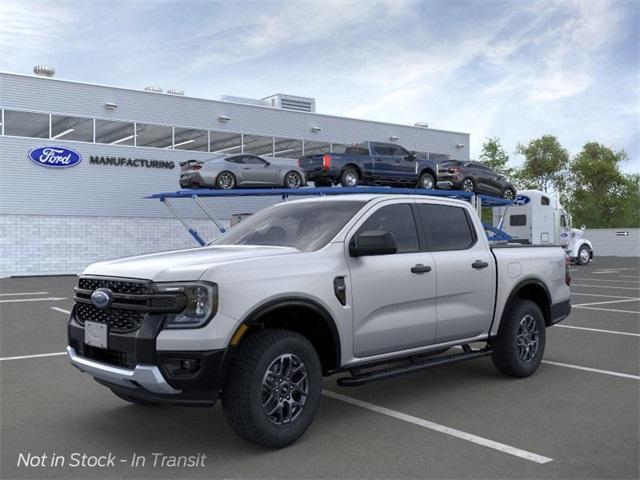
[67,193,571,448]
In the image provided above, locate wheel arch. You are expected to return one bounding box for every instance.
[419,167,436,178]
[230,297,341,375]
[342,163,362,177]
[499,278,552,329]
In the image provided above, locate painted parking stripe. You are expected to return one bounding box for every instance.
[542,361,640,380]
[0,291,49,296]
[573,278,639,284]
[570,292,638,299]
[322,390,553,464]
[571,284,640,291]
[555,324,640,337]
[0,297,67,304]
[0,352,67,362]
[573,298,640,307]
[51,307,71,315]
[573,306,640,314]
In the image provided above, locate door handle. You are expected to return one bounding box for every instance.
[472,260,489,269]
[411,264,432,274]
[242,167,251,170]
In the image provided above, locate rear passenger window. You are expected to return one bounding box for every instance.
[417,204,476,251]
[510,215,527,226]
[357,204,419,253]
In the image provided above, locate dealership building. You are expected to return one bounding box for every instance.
[0,69,470,277]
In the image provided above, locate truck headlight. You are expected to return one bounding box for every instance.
[156,282,218,328]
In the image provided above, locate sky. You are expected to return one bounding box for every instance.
[1,0,638,172]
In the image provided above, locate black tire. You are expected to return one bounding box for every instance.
[576,245,591,265]
[461,177,475,192]
[111,390,159,406]
[222,329,322,448]
[340,168,359,187]
[417,172,435,189]
[216,171,236,189]
[503,188,516,201]
[491,300,546,378]
[283,171,303,189]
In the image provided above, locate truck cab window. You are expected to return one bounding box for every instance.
[417,204,476,251]
[356,204,419,253]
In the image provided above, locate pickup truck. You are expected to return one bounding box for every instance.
[67,193,571,448]
[298,141,440,189]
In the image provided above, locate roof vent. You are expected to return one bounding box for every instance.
[167,89,184,96]
[33,65,55,77]
[144,85,163,93]
[262,94,316,113]
[414,122,429,128]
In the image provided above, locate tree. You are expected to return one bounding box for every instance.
[565,143,638,228]
[479,137,511,175]
[515,135,569,193]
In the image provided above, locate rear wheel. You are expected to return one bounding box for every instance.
[284,171,303,189]
[216,171,236,189]
[111,390,158,406]
[417,172,435,189]
[222,329,322,448]
[576,245,591,265]
[462,177,475,192]
[503,188,516,201]
[340,168,359,187]
[491,300,546,378]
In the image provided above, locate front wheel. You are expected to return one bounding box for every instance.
[417,172,435,189]
[491,300,546,378]
[222,330,322,448]
[576,245,591,265]
[284,171,303,189]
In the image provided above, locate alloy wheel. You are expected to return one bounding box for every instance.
[516,314,540,362]
[344,172,358,186]
[580,247,590,264]
[286,172,302,189]
[261,353,309,425]
[462,179,474,192]
[218,172,235,189]
[504,189,515,200]
[421,175,434,189]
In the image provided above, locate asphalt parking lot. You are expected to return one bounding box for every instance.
[1,256,638,480]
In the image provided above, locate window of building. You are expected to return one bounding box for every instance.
[303,141,331,156]
[3,110,49,138]
[135,123,173,148]
[95,119,135,145]
[243,134,274,156]
[173,127,208,151]
[273,137,303,159]
[210,131,243,154]
[428,153,450,163]
[510,215,527,226]
[417,203,476,251]
[51,114,93,142]
[356,203,419,253]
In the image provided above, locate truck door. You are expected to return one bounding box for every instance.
[347,201,437,357]
[415,201,495,342]
[370,143,396,181]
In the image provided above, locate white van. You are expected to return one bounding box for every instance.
[494,190,594,265]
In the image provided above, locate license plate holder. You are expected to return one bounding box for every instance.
[84,321,108,349]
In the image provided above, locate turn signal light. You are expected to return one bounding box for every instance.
[322,154,332,171]
[448,167,460,173]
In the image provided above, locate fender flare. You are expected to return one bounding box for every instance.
[492,277,552,335]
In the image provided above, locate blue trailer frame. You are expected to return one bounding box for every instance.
[146,187,513,246]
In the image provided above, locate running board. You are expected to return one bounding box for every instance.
[337,347,492,387]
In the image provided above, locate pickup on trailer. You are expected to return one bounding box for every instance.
[298,141,441,189]
[67,192,571,448]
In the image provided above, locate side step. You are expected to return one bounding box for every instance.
[337,347,492,387]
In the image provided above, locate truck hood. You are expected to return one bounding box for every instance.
[82,245,299,282]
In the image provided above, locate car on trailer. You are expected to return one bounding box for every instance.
[437,160,517,200]
[179,154,306,189]
[66,187,570,448]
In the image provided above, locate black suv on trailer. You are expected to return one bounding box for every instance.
[437,160,516,200]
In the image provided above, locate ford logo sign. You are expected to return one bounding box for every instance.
[513,195,530,206]
[90,288,113,309]
[28,146,82,168]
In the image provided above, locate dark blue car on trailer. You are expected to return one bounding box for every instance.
[298,141,441,189]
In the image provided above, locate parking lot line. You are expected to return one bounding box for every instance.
[555,324,640,337]
[573,298,640,307]
[620,275,640,279]
[0,291,49,296]
[0,352,67,362]
[570,292,638,299]
[542,361,640,380]
[572,306,640,314]
[322,389,553,464]
[571,284,640,291]
[573,278,640,284]
[0,297,67,304]
[51,307,71,315]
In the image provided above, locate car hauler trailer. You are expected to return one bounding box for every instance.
[492,189,594,265]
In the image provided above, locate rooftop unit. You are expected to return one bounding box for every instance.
[262,93,316,113]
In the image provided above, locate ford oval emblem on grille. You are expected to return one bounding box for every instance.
[28,146,82,168]
[91,288,113,309]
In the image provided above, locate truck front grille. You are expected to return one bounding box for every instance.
[70,339,135,369]
[75,303,144,333]
[78,277,151,295]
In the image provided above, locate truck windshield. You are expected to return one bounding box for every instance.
[210,200,366,252]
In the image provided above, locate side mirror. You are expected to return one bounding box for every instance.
[349,230,398,257]
[407,151,417,161]
[264,161,270,167]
